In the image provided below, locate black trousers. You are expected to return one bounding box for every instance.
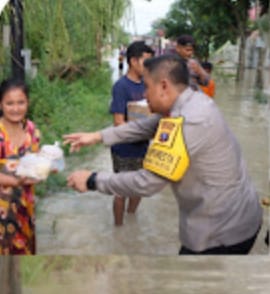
[265,230,269,246]
[179,228,260,255]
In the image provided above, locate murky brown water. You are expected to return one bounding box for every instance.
[36,68,269,255]
[214,69,269,255]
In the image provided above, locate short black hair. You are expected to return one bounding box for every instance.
[126,41,154,65]
[201,61,213,71]
[143,54,189,86]
[177,35,195,47]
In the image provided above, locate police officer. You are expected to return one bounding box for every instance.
[64,55,262,255]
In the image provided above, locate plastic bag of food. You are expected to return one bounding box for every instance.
[16,141,65,180]
[39,141,65,172]
[16,153,52,180]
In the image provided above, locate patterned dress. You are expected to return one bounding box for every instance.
[0,120,40,255]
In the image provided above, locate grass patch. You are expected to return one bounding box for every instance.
[21,256,74,285]
[254,88,269,104]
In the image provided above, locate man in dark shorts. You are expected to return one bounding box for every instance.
[110,41,154,225]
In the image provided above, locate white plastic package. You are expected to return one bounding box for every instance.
[16,153,52,180]
[39,141,65,172]
[16,141,65,180]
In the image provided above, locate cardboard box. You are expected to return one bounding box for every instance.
[127,99,152,121]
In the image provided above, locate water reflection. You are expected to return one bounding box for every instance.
[23,256,270,294]
[215,69,269,200]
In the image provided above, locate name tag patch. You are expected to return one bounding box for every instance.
[143,117,189,181]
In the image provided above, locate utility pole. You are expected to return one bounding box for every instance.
[10,0,24,80]
[0,257,22,294]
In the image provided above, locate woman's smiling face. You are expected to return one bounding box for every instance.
[0,88,28,123]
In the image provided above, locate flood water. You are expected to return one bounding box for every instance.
[23,256,270,294]
[36,66,269,256]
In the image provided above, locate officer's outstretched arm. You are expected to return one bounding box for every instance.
[63,132,102,153]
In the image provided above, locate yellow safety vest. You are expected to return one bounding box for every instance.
[143,117,190,181]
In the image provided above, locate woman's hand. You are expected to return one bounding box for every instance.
[15,176,41,186]
[0,173,39,187]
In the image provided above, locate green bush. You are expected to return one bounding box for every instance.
[28,63,112,145]
[27,62,113,196]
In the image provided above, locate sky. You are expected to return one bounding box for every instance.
[124,0,176,35]
[0,0,9,14]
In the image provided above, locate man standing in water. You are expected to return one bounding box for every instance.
[175,34,209,91]
[109,41,154,226]
[64,55,262,254]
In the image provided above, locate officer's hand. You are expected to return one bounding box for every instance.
[63,132,102,153]
[67,170,92,192]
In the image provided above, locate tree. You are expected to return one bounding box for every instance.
[157,0,269,81]
[10,0,25,80]
[254,2,270,92]
[213,0,268,81]
[223,0,250,81]
[159,0,238,60]
[1,0,130,80]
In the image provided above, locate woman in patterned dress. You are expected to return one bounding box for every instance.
[0,78,40,255]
